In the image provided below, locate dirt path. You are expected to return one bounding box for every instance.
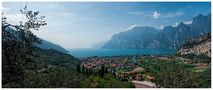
[131,80,156,88]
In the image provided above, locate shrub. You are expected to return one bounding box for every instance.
[153,60,201,88]
[82,74,134,88]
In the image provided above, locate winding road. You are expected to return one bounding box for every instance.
[131,81,156,88]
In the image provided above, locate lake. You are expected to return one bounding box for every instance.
[68,48,176,58]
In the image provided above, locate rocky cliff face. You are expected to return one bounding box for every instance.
[177,33,211,57]
[149,14,211,49]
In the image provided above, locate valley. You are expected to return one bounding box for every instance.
[80,54,211,88]
[2,2,211,88]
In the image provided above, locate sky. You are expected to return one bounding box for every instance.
[2,2,211,48]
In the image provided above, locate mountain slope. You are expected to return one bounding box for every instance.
[36,39,68,53]
[177,33,211,57]
[102,26,160,49]
[150,14,211,49]
[3,26,68,53]
[91,41,108,49]
[102,14,211,49]
[2,25,80,88]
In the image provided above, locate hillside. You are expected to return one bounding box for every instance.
[177,33,211,57]
[3,26,68,53]
[2,25,81,88]
[36,39,68,53]
[102,14,211,49]
[2,26,79,70]
[30,47,79,69]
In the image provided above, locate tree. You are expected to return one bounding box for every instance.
[2,5,47,86]
[99,65,105,77]
[76,62,81,73]
[82,65,85,74]
[105,67,108,74]
[153,60,200,88]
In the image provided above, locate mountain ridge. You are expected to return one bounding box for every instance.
[36,39,68,53]
[4,26,68,53]
[102,26,160,49]
[102,14,211,49]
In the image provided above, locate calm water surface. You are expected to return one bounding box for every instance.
[68,48,176,58]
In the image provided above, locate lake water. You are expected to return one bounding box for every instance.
[68,48,176,58]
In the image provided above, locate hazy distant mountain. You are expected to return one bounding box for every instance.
[36,39,68,53]
[102,14,211,49]
[3,26,68,53]
[91,41,108,49]
[102,26,159,49]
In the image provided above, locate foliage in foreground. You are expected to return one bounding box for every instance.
[153,60,211,88]
[82,74,134,88]
[3,66,82,88]
[23,66,82,88]
[2,5,46,86]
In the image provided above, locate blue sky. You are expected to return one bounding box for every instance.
[2,2,211,48]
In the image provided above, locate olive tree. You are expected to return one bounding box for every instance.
[2,5,47,87]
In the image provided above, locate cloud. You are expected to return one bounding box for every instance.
[153,11,160,19]
[60,12,76,17]
[128,24,146,30]
[163,12,184,18]
[183,20,192,24]
[126,11,183,19]
[128,24,138,29]
[160,25,164,29]
[2,7,10,12]
[126,11,145,15]
[172,22,179,27]
[4,13,27,25]
[35,3,60,9]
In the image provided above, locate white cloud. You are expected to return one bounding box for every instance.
[127,11,183,19]
[47,3,59,9]
[160,25,164,30]
[183,20,192,25]
[2,7,10,12]
[126,11,145,15]
[153,11,160,19]
[36,3,59,9]
[172,22,179,27]
[61,12,71,16]
[163,12,184,18]
[128,24,138,29]
[4,13,27,25]
[128,24,146,30]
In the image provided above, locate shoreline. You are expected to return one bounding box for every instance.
[68,48,176,58]
[78,54,174,60]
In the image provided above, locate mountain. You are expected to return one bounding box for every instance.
[32,47,79,69]
[91,41,108,49]
[102,26,159,49]
[102,14,211,49]
[177,33,211,57]
[149,14,211,49]
[3,26,68,53]
[36,39,68,53]
[2,25,78,70]
[2,24,80,88]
